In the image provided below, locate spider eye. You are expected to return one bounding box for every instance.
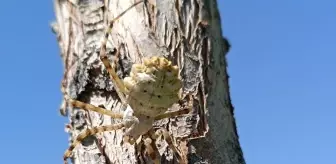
[143,90,147,93]
[157,95,161,98]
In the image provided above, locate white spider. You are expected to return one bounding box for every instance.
[62,1,192,164]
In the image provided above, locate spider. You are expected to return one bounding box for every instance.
[62,1,192,164]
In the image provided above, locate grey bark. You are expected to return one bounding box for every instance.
[51,0,245,164]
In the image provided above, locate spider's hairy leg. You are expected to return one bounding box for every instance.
[60,80,70,116]
[62,106,140,164]
[68,98,123,119]
[61,85,123,119]
[154,128,184,163]
[154,107,191,120]
[99,0,143,104]
[143,133,161,164]
[155,95,194,120]
[63,123,125,164]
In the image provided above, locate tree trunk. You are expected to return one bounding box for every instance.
[51,0,245,164]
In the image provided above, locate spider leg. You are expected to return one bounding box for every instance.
[99,1,143,104]
[155,95,194,120]
[154,107,191,120]
[63,123,125,164]
[63,107,140,164]
[61,86,123,119]
[69,98,123,119]
[144,137,161,164]
[153,128,183,163]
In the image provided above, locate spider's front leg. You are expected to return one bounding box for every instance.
[143,131,161,164]
[63,123,125,164]
[99,1,143,104]
[152,128,184,164]
[145,95,194,164]
[61,85,124,119]
[99,44,128,104]
[63,106,141,164]
[154,94,194,120]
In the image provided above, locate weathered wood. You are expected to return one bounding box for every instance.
[51,0,245,163]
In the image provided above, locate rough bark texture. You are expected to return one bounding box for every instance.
[51,0,245,163]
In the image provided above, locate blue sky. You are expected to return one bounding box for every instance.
[0,0,334,164]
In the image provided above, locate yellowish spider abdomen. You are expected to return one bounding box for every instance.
[123,56,182,117]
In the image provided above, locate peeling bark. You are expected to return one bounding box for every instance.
[51,0,245,163]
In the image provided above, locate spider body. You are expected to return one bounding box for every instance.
[124,57,182,118]
[62,1,191,164]
[122,56,182,140]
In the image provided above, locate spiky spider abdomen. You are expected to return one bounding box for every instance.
[61,2,192,163]
[123,56,182,117]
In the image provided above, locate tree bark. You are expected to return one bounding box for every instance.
[51,0,245,164]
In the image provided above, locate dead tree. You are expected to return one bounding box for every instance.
[51,0,245,163]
